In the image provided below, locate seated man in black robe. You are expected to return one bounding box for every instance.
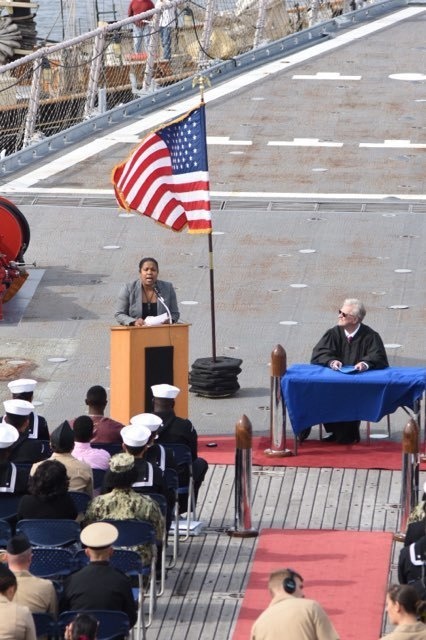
[308,298,389,445]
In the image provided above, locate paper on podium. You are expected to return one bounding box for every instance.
[144,313,168,326]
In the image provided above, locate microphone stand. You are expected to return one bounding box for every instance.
[154,286,172,324]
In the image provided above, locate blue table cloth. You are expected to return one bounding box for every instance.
[281,364,426,434]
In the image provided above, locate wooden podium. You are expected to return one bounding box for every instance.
[110,323,189,425]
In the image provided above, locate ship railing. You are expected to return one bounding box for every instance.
[0,0,381,159]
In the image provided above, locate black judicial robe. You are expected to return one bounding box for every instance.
[311,324,389,370]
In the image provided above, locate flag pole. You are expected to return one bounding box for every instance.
[193,74,217,362]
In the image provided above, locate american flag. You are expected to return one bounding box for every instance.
[112,104,212,233]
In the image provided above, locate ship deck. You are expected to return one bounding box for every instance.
[0,4,425,637]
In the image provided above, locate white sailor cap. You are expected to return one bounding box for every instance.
[3,399,34,416]
[151,384,180,399]
[130,413,163,432]
[7,379,37,394]
[121,424,152,447]
[0,423,19,448]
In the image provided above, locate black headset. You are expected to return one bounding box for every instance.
[283,568,297,594]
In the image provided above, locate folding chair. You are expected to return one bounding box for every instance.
[163,443,196,541]
[92,468,106,493]
[69,491,91,515]
[58,610,130,640]
[0,518,11,547]
[145,493,167,596]
[30,546,75,579]
[16,519,81,548]
[32,612,58,639]
[164,467,179,567]
[73,548,146,640]
[102,519,157,627]
[91,442,122,456]
[0,494,21,523]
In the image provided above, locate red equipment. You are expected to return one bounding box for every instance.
[0,197,31,320]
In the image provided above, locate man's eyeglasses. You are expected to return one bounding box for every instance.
[338,309,352,318]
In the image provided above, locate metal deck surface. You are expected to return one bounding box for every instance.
[0,4,425,637]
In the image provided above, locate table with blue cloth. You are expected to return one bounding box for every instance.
[281,364,426,436]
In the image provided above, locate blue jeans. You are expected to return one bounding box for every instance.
[133,23,148,53]
[160,26,172,60]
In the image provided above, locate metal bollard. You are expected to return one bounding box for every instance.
[264,344,293,457]
[394,418,420,542]
[227,415,258,538]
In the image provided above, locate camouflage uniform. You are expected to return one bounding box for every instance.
[408,501,426,524]
[83,487,164,565]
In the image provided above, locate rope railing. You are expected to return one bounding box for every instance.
[0,0,380,158]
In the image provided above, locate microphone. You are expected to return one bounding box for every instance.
[153,284,172,324]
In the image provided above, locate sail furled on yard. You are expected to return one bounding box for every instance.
[112,103,212,234]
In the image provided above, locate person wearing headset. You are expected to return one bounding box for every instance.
[250,568,339,640]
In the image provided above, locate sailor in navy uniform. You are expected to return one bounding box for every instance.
[151,384,208,511]
[124,417,173,529]
[6,379,49,441]
[3,400,50,464]
[0,423,30,496]
[132,412,175,473]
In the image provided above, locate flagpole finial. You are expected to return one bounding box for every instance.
[192,74,211,103]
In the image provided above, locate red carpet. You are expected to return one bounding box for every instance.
[198,435,410,470]
[232,529,393,640]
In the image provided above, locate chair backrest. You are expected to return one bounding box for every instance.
[102,519,156,548]
[32,612,58,638]
[69,491,91,514]
[58,610,129,640]
[92,467,106,491]
[91,442,122,456]
[163,443,193,471]
[73,547,142,576]
[0,518,11,547]
[0,494,21,520]
[164,467,178,493]
[16,519,81,547]
[30,546,75,578]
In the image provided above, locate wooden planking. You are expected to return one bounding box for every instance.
[148,464,420,639]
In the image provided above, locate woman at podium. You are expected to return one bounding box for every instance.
[115,257,180,326]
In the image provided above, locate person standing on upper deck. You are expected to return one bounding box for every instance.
[157,0,175,61]
[309,298,389,445]
[128,0,155,53]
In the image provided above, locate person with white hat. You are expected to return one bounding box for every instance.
[0,422,30,496]
[151,384,208,511]
[120,419,172,529]
[5,378,49,441]
[3,399,50,465]
[61,522,137,629]
[119,420,166,495]
[132,412,175,473]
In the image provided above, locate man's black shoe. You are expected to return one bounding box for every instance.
[322,433,336,442]
[298,428,311,443]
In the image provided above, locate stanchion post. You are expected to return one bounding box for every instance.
[227,415,258,538]
[394,417,420,542]
[264,344,293,457]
